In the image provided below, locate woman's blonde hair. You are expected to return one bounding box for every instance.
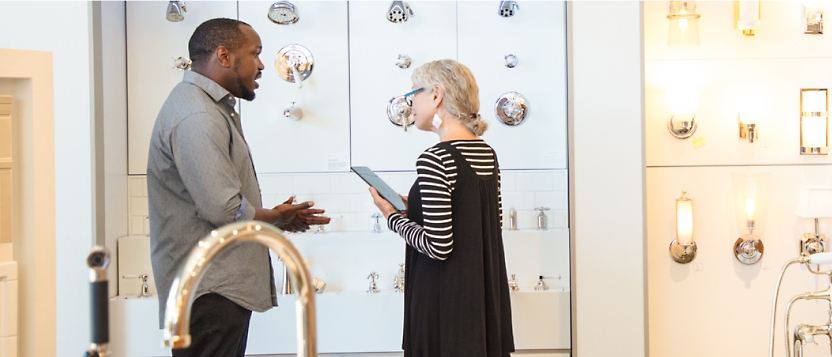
[411,59,488,136]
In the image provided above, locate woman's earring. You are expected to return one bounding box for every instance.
[432,113,443,129]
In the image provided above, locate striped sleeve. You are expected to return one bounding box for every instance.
[387,147,455,261]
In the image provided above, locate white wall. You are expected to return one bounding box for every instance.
[569,2,646,357]
[0,1,94,356]
[644,1,832,357]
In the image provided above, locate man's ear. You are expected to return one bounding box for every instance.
[215,46,233,68]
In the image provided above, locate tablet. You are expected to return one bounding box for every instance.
[351,166,407,212]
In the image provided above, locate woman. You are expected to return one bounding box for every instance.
[369,59,515,357]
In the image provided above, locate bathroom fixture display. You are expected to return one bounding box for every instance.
[735,0,761,36]
[394,263,405,293]
[283,101,303,121]
[504,54,518,68]
[732,173,770,265]
[275,44,314,89]
[312,278,326,294]
[85,246,111,357]
[268,1,299,25]
[495,92,529,126]
[534,276,550,291]
[804,4,824,35]
[667,1,701,45]
[387,88,424,131]
[508,274,519,292]
[670,191,697,264]
[800,88,828,155]
[767,252,832,357]
[666,89,699,139]
[172,56,191,71]
[123,274,152,298]
[166,1,186,22]
[795,187,832,256]
[280,255,294,295]
[395,54,412,69]
[535,207,550,230]
[367,272,380,294]
[162,222,317,356]
[508,208,517,231]
[499,1,520,17]
[314,224,326,234]
[371,213,383,233]
[738,112,759,143]
[386,1,413,23]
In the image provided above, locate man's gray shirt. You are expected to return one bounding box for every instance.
[147,70,276,327]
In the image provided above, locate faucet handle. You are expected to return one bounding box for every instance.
[367,272,380,294]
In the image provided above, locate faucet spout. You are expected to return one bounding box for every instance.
[162,221,317,356]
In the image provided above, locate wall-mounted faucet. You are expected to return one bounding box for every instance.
[367,272,380,294]
[371,213,383,233]
[283,102,303,121]
[162,222,317,356]
[535,207,550,230]
[276,44,314,89]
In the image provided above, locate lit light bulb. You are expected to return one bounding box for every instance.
[745,197,756,221]
[678,10,689,32]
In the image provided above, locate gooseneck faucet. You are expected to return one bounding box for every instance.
[162,221,317,357]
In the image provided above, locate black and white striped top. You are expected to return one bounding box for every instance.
[388,139,502,261]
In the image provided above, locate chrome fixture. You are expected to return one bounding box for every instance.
[387,1,413,23]
[280,255,294,295]
[738,113,759,143]
[508,208,517,231]
[268,1,299,25]
[314,224,326,234]
[508,274,519,292]
[123,274,152,298]
[173,56,191,71]
[667,1,701,45]
[499,1,520,18]
[734,0,761,36]
[367,272,380,294]
[804,4,824,35]
[732,173,769,265]
[166,1,186,22]
[800,88,828,155]
[85,246,112,357]
[162,222,317,356]
[388,95,415,131]
[371,213,383,233]
[275,44,314,89]
[394,264,405,293]
[670,191,697,264]
[666,89,699,139]
[495,92,529,126]
[504,54,518,68]
[795,187,832,256]
[535,207,549,230]
[396,54,412,69]
[312,278,326,294]
[534,276,549,291]
[283,101,303,121]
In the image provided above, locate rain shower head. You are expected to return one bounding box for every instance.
[499,1,519,18]
[166,1,186,22]
[268,1,299,25]
[387,1,413,24]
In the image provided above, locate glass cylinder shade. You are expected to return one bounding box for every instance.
[731,173,771,239]
[668,1,701,46]
[800,89,828,154]
[676,192,693,245]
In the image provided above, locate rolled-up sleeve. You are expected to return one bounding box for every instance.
[170,114,256,226]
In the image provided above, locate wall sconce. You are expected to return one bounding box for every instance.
[795,187,832,256]
[667,89,700,139]
[738,111,759,143]
[800,88,828,155]
[670,191,697,264]
[804,3,824,35]
[734,0,761,36]
[731,173,770,264]
[667,1,701,46]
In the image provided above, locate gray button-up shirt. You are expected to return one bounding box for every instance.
[147,70,276,327]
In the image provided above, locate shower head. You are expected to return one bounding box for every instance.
[387,1,413,24]
[499,1,519,18]
[166,1,186,22]
[268,1,299,25]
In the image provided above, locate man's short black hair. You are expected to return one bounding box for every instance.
[188,18,251,67]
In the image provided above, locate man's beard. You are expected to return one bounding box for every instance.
[233,58,256,101]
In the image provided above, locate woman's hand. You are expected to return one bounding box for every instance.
[369,187,400,219]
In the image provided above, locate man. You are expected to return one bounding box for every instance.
[147,18,330,357]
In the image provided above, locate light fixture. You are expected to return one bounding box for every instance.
[795,187,832,256]
[800,88,828,155]
[667,1,701,46]
[803,3,824,35]
[166,1,186,22]
[667,89,700,139]
[732,173,770,265]
[670,191,697,264]
[734,0,761,36]
[738,111,759,143]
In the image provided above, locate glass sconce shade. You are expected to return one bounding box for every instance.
[670,191,697,264]
[667,89,700,139]
[731,173,770,264]
[735,1,761,36]
[668,1,701,46]
[800,89,828,155]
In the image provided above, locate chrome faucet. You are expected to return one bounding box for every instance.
[162,221,317,357]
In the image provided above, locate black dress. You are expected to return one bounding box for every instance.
[402,142,515,357]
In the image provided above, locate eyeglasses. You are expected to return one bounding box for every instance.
[401,87,425,105]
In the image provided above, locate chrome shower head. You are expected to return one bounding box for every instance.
[268,1,299,25]
[387,1,413,24]
[166,1,186,22]
[499,1,519,18]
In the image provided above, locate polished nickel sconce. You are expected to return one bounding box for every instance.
[166,1,186,22]
[667,89,699,139]
[667,1,701,45]
[804,3,824,34]
[670,191,697,264]
[738,112,759,143]
[800,88,828,155]
[732,173,769,264]
[734,0,761,36]
[795,187,832,256]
